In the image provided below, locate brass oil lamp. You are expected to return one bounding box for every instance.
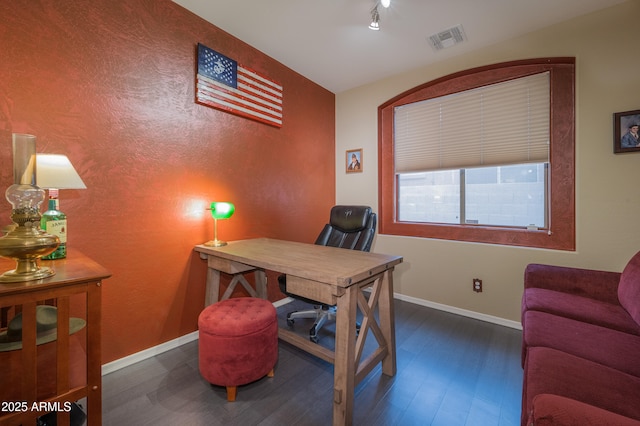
[0,134,60,282]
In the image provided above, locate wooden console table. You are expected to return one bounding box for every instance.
[195,238,402,426]
[0,251,111,426]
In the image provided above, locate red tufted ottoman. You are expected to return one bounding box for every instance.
[198,297,278,401]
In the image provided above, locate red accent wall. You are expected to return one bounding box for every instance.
[0,0,335,363]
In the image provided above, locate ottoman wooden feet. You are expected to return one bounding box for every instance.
[198,297,278,401]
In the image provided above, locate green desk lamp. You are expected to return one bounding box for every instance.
[204,202,235,247]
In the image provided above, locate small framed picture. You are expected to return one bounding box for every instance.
[346,149,363,173]
[614,109,640,153]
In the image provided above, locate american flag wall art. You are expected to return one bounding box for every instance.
[196,43,283,128]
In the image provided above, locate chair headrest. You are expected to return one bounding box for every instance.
[329,206,372,232]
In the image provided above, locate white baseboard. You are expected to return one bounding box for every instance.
[101,295,519,376]
[101,331,199,376]
[393,293,522,330]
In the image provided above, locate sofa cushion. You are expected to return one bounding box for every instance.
[522,310,640,376]
[619,251,640,326]
[524,263,621,304]
[523,347,640,425]
[522,288,640,335]
[528,394,640,426]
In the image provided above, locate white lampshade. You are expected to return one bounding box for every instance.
[36,154,87,189]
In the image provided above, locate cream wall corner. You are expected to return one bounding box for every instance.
[335,0,640,323]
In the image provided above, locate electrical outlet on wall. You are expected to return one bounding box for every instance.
[473,278,483,293]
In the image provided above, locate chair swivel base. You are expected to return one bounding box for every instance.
[286,305,335,343]
[286,305,360,343]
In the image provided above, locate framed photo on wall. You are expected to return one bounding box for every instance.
[614,109,640,153]
[346,149,363,173]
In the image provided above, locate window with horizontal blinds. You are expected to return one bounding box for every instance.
[378,58,575,250]
[394,72,550,173]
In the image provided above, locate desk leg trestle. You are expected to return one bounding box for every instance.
[332,269,397,426]
[205,269,268,305]
[205,269,220,306]
[376,269,397,377]
[333,281,359,426]
[254,270,268,299]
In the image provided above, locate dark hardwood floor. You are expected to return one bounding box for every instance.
[102,299,523,425]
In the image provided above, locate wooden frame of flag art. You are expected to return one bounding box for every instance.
[196,43,283,128]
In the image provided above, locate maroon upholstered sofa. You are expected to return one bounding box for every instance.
[521,251,640,425]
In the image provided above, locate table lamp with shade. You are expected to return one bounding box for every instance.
[36,154,87,259]
[204,202,235,247]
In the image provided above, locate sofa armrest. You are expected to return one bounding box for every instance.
[529,394,640,426]
[524,263,621,304]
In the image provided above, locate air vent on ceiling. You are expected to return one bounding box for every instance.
[428,24,467,51]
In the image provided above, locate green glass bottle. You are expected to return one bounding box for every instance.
[41,194,67,259]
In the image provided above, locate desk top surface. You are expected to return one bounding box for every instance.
[195,238,403,287]
[0,251,112,296]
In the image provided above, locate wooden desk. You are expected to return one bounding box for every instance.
[0,252,111,426]
[195,238,403,426]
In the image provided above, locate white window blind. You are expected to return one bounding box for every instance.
[394,72,550,173]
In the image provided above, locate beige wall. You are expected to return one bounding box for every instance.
[335,0,640,325]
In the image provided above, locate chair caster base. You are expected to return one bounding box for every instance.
[286,315,295,327]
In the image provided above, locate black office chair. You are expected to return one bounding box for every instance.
[278,205,377,342]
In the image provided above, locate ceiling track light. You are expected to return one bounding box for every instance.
[380,0,391,8]
[368,6,380,31]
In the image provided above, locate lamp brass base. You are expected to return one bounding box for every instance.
[0,265,55,283]
[204,240,227,247]
[0,221,60,283]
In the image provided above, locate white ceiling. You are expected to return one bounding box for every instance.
[173,0,625,93]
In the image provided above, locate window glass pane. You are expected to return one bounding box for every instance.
[398,163,547,228]
[465,164,546,227]
[398,170,460,224]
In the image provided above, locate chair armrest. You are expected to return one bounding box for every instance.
[524,263,621,304]
[529,394,640,426]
